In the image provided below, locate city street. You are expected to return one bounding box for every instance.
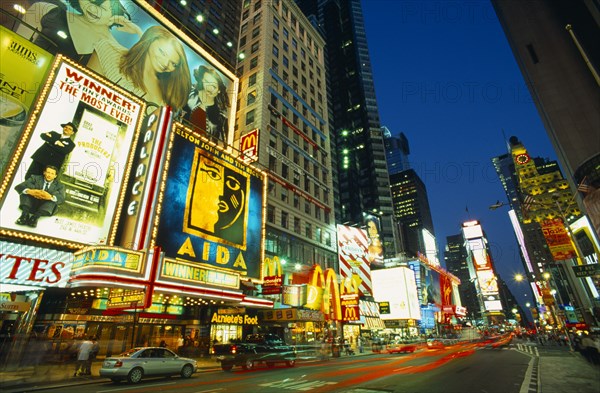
[4,339,598,393]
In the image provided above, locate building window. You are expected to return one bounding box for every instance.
[251,41,259,54]
[273,31,279,41]
[267,205,275,223]
[253,13,261,24]
[250,56,258,69]
[283,28,289,39]
[245,109,255,125]
[252,26,260,39]
[247,90,257,105]
[248,72,257,86]
[272,45,279,57]
[283,56,289,68]
[294,217,301,233]
[281,211,288,228]
[273,16,279,28]
[305,223,312,239]
[292,38,297,49]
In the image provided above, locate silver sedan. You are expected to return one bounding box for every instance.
[100,347,197,384]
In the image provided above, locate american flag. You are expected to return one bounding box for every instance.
[577,177,592,194]
[522,195,535,212]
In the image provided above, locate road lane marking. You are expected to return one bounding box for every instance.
[97,381,176,392]
[392,366,414,372]
[260,379,338,391]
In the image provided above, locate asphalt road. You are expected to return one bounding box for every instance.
[33,343,538,393]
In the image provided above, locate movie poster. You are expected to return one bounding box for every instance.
[0,57,144,246]
[10,0,237,145]
[153,124,266,280]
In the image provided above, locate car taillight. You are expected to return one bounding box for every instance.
[231,345,237,354]
[114,360,123,368]
[210,347,215,355]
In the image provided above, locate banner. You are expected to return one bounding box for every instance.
[337,224,372,296]
[153,124,266,280]
[541,218,577,260]
[0,25,54,173]
[0,56,144,246]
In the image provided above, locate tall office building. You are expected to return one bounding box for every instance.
[233,1,338,277]
[492,0,600,239]
[445,234,480,322]
[147,0,241,69]
[295,0,396,258]
[383,127,411,176]
[389,169,435,259]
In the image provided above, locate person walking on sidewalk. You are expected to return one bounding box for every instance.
[83,337,99,375]
[74,336,93,376]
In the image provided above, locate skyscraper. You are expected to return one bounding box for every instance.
[445,234,480,322]
[383,127,411,176]
[492,0,600,239]
[295,0,395,258]
[233,0,338,278]
[389,169,435,259]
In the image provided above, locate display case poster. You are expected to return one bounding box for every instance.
[153,124,266,280]
[0,56,144,246]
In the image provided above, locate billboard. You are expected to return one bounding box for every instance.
[0,56,144,247]
[363,214,384,267]
[371,267,421,320]
[422,228,440,266]
[0,25,54,173]
[541,218,577,260]
[462,221,483,239]
[12,0,237,145]
[425,268,441,306]
[472,248,492,271]
[476,269,499,295]
[337,224,372,296]
[152,124,266,281]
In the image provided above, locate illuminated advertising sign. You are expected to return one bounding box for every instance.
[363,215,384,268]
[462,221,483,239]
[240,128,259,163]
[422,229,440,266]
[425,269,441,306]
[211,312,258,325]
[0,57,144,247]
[0,240,74,288]
[282,285,307,307]
[371,267,421,320]
[472,248,492,271]
[72,246,145,275]
[476,269,499,295]
[11,0,237,145]
[0,26,54,171]
[159,258,240,289]
[541,218,577,260]
[440,274,453,310]
[153,124,266,280]
[337,224,372,296]
[484,299,503,312]
[341,292,360,321]
[107,288,146,309]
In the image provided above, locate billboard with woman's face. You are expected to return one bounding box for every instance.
[12,0,236,145]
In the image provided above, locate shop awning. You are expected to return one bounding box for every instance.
[362,316,386,330]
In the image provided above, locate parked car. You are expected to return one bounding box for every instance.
[99,347,197,384]
[212,334,296,371]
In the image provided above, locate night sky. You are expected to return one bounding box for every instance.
[361,0,558,308]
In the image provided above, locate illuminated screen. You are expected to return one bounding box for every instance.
[484,300,503,311]
[153,124,265,280]
[476,270,499,295]
[462,224,483,239]
[422,229,440,266]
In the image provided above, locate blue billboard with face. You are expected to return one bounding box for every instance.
[152,124,265,280]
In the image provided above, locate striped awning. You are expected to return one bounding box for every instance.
[362,316,386,330]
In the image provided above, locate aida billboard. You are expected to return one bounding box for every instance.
[152,124,266,281]
[12,0,237,145]
[0,56,144,247]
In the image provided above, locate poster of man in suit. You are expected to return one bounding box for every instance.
[0,57,144,246]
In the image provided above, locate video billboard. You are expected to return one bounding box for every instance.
[12,0,237,145]
[152,124,266,281]
[0,56,144,247]
[337,224,372,296]
[363,214,384,268]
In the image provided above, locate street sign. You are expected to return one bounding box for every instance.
[572,264,600,277]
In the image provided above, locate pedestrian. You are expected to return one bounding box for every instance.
[74,336,93,376]
[159,340,167,348]
[84,337,99,375]
[357,336,364,353]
